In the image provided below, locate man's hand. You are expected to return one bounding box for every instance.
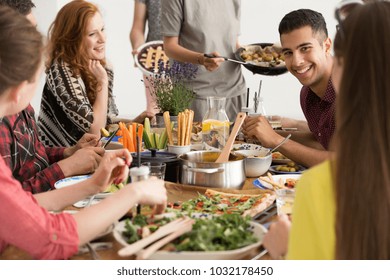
[203,51,224,72]
[58,147,105,177]
[132,111,155,124]
[242,115,284,148]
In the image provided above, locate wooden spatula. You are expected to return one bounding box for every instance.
[117,217,190,257]
[215,112,246,163]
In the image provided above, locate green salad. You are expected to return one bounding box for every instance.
[122,213,257,251]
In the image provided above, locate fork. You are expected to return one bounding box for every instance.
[84,194,99,259]
[85,242,101,260]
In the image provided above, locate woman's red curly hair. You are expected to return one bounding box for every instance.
[46,0,106,104]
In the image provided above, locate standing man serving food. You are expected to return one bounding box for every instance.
[161,0,246,122]
[243,9,335,168]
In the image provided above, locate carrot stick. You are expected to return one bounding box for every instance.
[119,122,127,150]
[127,124,135,152]
[132,123,137,151]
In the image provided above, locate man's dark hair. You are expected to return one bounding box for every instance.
[279,9,328,39]
[0,0,35,15]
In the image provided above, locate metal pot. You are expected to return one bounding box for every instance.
[179,151,246,189]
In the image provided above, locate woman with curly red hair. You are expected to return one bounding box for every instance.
[38,0,151,147]
[37,0,114,147]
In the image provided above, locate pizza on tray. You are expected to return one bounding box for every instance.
[167,189,275,217]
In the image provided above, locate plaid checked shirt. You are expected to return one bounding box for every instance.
[300,78,336,150]
[0,104,66,193]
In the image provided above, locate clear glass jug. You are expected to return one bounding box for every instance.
[202,96,230,150]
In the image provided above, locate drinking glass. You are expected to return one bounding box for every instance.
[275,188,295,215]
[141,162,166,180]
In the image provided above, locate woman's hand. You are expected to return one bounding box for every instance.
[89,149,132,193]
[89,59,108,86]
[130,177,167,214]
[263,214,291,259]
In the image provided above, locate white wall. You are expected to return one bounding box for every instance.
[31,0,340,120]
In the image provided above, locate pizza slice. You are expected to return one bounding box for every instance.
[167,189,275,217]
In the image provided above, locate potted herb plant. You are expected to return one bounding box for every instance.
[146,61,198,125]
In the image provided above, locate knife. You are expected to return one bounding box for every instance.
[103,127,120,149]
[204,53,252,65]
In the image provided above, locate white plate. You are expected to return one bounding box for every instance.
[72,197,106,208]
[255,174,301,189]
[113,218,267,260]
[54,175,112,208]
[54,175,91,189]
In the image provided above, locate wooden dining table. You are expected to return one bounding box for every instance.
[0,177,275,260]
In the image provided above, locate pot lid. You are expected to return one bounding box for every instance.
[131,149,178,163]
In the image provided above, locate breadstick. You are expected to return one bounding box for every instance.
[186,110,194,145]
[163,111,174,145]
[267,172,274,182]
[259,176,281,190]
[177,112,182,145]
[183,109,191,145]
[181,112,187,146]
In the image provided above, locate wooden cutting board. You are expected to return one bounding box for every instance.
[164,180,273,203]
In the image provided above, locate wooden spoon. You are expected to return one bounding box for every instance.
[215,112,246,163]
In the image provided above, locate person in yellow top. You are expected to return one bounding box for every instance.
[287,160,335,259]
[264,0,390,260]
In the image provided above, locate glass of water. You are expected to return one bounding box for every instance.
[141,162,166,180]
[275,188,295,215]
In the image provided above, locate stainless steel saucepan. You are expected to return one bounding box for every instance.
[179,151,246,190]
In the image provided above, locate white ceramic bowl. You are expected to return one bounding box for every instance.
[232,143,264,151]
[167,144,191,155]
[234,147,272,177]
